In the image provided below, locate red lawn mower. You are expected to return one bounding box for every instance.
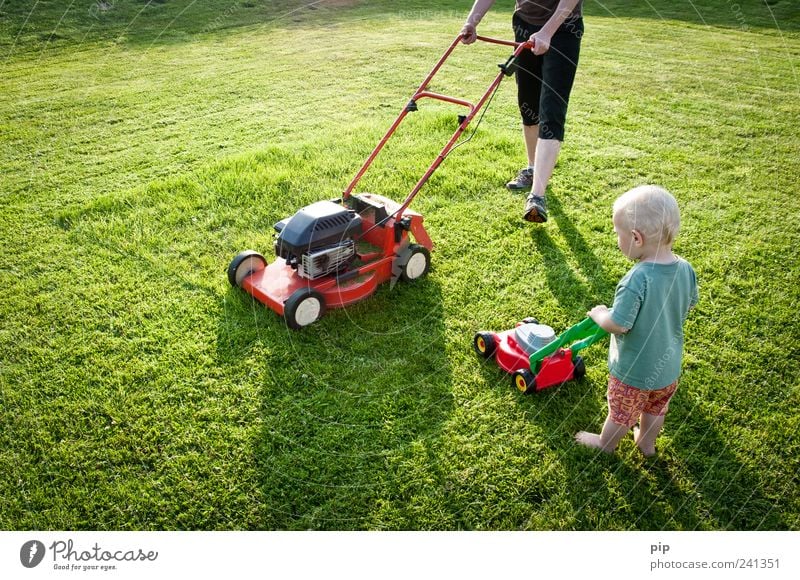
[228,34,533,329]
[474,317,608,394]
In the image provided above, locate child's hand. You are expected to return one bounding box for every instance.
[587,305,609,322]
[588,305,629,335]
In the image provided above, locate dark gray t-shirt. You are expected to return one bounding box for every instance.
[515,0,583,26]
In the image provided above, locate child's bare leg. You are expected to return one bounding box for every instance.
[633,413,665,457]
[576,415,630,453]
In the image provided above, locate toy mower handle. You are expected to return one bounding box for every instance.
[529,317,608,366]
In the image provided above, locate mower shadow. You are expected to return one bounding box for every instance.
[217,274,455,530]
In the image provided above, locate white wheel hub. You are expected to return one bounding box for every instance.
[294,297,322,327]
[405,252,427,279]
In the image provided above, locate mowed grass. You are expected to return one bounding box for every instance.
[1,1,798,530]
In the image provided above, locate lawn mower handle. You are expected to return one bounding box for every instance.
[342,34,533,218]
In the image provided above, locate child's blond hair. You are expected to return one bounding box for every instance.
[613,185,681,246]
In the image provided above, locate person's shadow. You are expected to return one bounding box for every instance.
[529,193,621,319]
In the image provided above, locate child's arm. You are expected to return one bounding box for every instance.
[587,305,630,335]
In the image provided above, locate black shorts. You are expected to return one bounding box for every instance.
[513,13,583,141]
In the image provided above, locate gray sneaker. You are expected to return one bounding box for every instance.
[523,194,548,223]
[506,167,533,191]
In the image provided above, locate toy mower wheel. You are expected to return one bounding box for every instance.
[512,369,536,394]
[284,288,326,330]
[228,250,267,288]
[473,332,496,359]
[521,317,539,324]
[573,356,586,380]
[401,244,431,282]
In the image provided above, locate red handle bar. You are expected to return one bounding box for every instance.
[342,34,533,218]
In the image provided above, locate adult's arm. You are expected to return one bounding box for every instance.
[460,0,497,44]
[531,0,582,55]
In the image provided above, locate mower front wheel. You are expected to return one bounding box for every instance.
[473,332,496,359]
[512,369,536,395]
[401,244,431,282]
[228,250,267,288]
[284,288,326,330]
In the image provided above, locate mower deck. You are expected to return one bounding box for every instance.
[241,259,381,316]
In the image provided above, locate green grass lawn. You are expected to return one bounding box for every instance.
[1,0,798,530]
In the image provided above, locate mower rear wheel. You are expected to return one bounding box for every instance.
[473,332,496,359]
[573,356,586,380]
[228,250,267,288]
[512,369,536,395]
[284,288,326,330]
[401,244,431,282]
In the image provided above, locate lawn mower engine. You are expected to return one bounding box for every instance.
[274,200,363,280]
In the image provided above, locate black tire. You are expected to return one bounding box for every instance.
[573,356,586,380]
[284,288,326,330]
[228,250,267,288]
[400,244,431,282]
[473,332,496,359]
[512,369,536,394]
[521,317,539,325]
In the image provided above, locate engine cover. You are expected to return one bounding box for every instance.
[274,200,362,278]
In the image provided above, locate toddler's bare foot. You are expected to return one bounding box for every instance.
[575,431,612,453]
[633,426,656,457]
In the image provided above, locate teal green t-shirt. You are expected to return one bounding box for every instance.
[608,257,699,390]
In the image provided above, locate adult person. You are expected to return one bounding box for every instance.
[460,0,584,223]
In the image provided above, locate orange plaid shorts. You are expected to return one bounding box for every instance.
[607,375,678,428]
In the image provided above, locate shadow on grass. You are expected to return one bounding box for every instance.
[48,135,455,529]
[5,0,794,58]
[2,0,796,73]
[1,0,447,51]
[486,370,788,529]
[218,271,454,530]
[660,400,790,530]
[528,193,617,317]
[585,0,800,32]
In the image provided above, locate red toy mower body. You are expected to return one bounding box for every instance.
[474,317,607,394]
[229,34,532,329]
